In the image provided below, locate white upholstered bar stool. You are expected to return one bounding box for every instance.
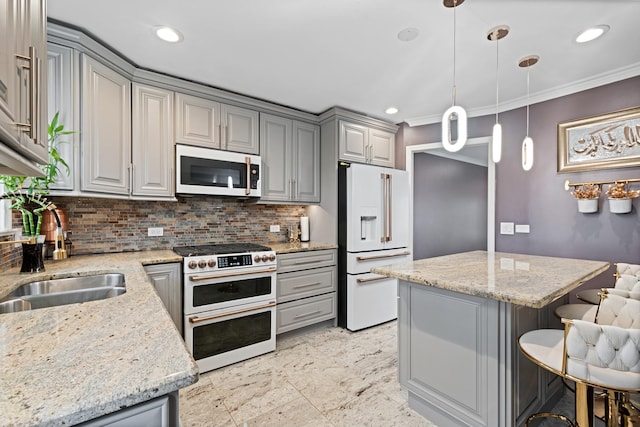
[519,294,640,426]
[555,274,640,322]
[577,263,640,305]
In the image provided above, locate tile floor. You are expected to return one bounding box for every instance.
[178,321,581,427]
[179,321,433,426]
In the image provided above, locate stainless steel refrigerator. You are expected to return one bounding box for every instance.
[338,162,411,331]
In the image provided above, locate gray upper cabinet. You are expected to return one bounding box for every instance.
[338,120,394,167]
[175,92,259,154]
[80,54,131,195]
[47,42,76,190]
[174,92,220,148]
[260,113,319,203]
[221,104,259,154]
[0,0,49,170]
[132,83,174,198]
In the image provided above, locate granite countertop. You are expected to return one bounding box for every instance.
[269,241,337,254]
[372,250,609,308]
[0,250,198,427]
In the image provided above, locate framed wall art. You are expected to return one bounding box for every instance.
[557,106,640,173]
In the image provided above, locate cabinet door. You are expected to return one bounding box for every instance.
[81,54,131,195]
[175,92,220,148]
[47,43,75,190]
[0,0,19,146]
[221,104,259,154]
[339,120,368,164]
[132,83,174,198]
[259,113,292,201]
[293,121,320,203]
[144,263,182,333]
[369,128,395,167]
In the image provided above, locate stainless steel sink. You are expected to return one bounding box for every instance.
[0,274,126,313]
[6,273,125,297]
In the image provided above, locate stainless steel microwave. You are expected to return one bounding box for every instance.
[175,144,261,197]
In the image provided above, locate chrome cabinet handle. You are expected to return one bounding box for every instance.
[294,309,322,319]
[189,301,276,324]
[15,46,38,143]
[292,281,322,289]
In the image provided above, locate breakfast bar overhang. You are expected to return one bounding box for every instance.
[372,250,609,427]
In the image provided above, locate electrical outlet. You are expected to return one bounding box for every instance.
[148,227,163,237]
[515,224,530,233]
[500,222,514,235]
[269,225,280,233]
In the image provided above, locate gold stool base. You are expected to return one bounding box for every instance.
[525,412,576,427]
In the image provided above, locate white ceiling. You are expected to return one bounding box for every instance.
[47,0,640,126]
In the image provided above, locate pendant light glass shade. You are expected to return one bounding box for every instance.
[441,0,467,153]
[522,136,534,170]
[442,106,467,152]
[487,26,508,164]
[492,123,502,163]
[519,55,538,172]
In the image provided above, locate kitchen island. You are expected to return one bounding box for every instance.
[372,250,609,427]
[0,250,198,426]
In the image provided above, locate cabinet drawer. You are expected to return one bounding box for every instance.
[277,266,336,303]
[277,293,336,334]
[277,249,336,273]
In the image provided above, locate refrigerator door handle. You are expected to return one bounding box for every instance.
[387,173,393,242]
[380,173,387,243]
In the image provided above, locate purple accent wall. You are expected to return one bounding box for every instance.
[399,76,640,297]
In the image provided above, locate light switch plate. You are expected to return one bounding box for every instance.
[515,224,530,233]
[148,227,163,237]
[500,222,514,235]
[269,225,280,232]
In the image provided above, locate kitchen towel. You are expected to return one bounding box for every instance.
[300,216,309,242]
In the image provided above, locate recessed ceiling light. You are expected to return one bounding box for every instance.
[385,107,399,115]
[576,25,609,43]
[155,26,183,43]
[397,28,419,42]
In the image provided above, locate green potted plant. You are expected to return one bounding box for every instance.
[570,183,600,213]
[0,112,72,271]
[605,181,639,214]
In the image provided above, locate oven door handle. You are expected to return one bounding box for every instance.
[188,301,277,324]
[189,267,277,282]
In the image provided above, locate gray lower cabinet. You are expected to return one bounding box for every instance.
[144,263,182,333]
[276,249,336,334]
[260,113,320,203]
[78,391,179,427]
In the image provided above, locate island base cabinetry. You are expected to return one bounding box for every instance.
[78,391,179,427]
[398,281,565,427]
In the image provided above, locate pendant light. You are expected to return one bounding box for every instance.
[441,0,467,153]
[487,26,509,164]
[519,55,538,171]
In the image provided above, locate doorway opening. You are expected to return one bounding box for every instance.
[405,136,495,260]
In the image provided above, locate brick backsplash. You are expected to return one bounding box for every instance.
[3,196,308,268]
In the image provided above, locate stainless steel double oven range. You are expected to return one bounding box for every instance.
[173,243,277,373]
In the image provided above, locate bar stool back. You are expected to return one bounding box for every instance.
[519,294,640,426]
